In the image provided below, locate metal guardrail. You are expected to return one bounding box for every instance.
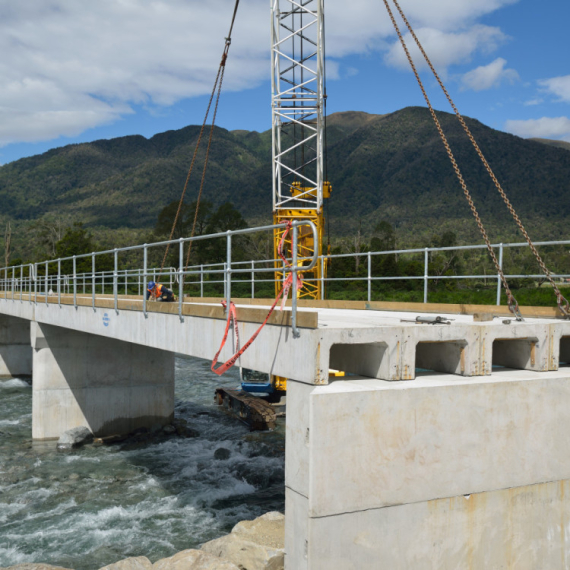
[320,239,570,305]
[0,221,318,337]
[1,232,569,330]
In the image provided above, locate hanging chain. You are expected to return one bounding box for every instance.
[381,0,523,320]
[185,48,228,270]
[389,0,569,318]
[160,0,240,276]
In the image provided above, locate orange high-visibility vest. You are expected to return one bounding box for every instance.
[148,284,164,297]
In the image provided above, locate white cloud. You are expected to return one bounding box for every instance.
[524,98,543,106]
[0,0,520,146]
[384,26,508,75]
[460,57,518,91]
[538,75,570,103]
[505,117,570,141]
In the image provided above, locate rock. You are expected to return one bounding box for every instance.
[98,556,153,570]
[0,562,74,570]
[162,425,176,435]
[201,512,285,570]
[172,418,199,438]
[152,549,239,570]
[94,434,130,445]
[213,448,231,461]
[56,426,93,450]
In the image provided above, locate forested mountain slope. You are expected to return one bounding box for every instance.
[1,106,569,249]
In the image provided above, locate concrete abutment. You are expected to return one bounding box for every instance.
[285,370,570,569]
[0,314,32,377]
[31,322,174,440]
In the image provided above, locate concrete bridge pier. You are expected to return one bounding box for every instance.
[31,322,174,440]
[0,314,32,378]
[285,369,570,570]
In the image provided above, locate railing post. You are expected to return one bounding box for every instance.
[226,231,232,311]
[57,259,61,307]
[291,224,300,338]
[125,270,128,296]
[320,255,325,300]
[251,260,255,299]
[92,253,96,311]
[20,265,23,302]
[497,243,504,306]
[143,245,148,318]
[45,262,48,306]
[200,265,204,298]
[73,256,77,308]
[113,249,118,315]
[12,266,15,301]
[424,248,429,304]
[367,252,372,302]
[178,238,184,322]
[34,264,37,305]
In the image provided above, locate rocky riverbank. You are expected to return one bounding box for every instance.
[0,512,285,570]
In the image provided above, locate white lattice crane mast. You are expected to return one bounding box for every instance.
[270,0,330,301]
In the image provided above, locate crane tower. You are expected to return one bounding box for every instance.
[270,0,330,300]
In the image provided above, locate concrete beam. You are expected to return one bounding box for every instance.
[31,322,174,440]
[285,370,570,569]
[0,314,32,377]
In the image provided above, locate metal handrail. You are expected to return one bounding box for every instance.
[0,220,318,337]
[1,233,568,319]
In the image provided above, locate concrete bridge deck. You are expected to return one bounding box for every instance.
[2,291,570,568]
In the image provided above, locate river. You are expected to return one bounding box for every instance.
[0,356,285,570]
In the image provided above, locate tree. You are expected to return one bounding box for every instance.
[206,202,247,233]
[371,221,397,277]
[371,221,396,252]
[155,199,215,239]
[54,222,112,274]
[30,216,72,260]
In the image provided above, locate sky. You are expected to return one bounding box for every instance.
[0,0,569,165]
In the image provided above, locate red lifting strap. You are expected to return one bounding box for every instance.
[211,221,302,376]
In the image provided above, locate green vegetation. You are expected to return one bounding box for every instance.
[0,106,568,309]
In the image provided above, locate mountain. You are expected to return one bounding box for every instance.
[529,138,570,152]
[1,106,570,254]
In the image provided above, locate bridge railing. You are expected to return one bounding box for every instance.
[1,231,569,322]
[0,221,318,336]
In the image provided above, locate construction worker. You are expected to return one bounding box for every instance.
[147,281,175,302]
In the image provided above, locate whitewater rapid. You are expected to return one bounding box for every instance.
[0,356,285,570]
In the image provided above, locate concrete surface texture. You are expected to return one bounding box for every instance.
[285,371,570,569]
[1,296,569,385]
[0,314,32,377]
[31,322,174,440]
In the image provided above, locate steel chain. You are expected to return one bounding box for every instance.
[185,46,228,270]
[389,0,569,318]
[382,0,523,319]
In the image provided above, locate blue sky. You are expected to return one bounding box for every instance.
[0,0,569,165]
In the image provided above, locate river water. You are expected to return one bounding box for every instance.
[0,356,285,570]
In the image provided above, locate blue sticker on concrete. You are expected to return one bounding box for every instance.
[103,313,110,327]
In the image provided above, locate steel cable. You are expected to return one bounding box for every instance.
[389,0,569,318]
[381,0,523,319]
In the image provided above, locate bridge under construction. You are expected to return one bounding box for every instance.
[2,0,570,567]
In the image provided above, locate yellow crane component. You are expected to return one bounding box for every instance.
[273,182,331,301]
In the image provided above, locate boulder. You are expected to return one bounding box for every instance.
[152,549,239,570]
[56,426,93,450]
[201,512,285,570]
[213,448,231,461]
[98,557,153,570]
[0,565,74,570]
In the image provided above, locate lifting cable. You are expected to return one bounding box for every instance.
[381,0,521,320]
[159,0,240,275]
[383,0,570,318]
